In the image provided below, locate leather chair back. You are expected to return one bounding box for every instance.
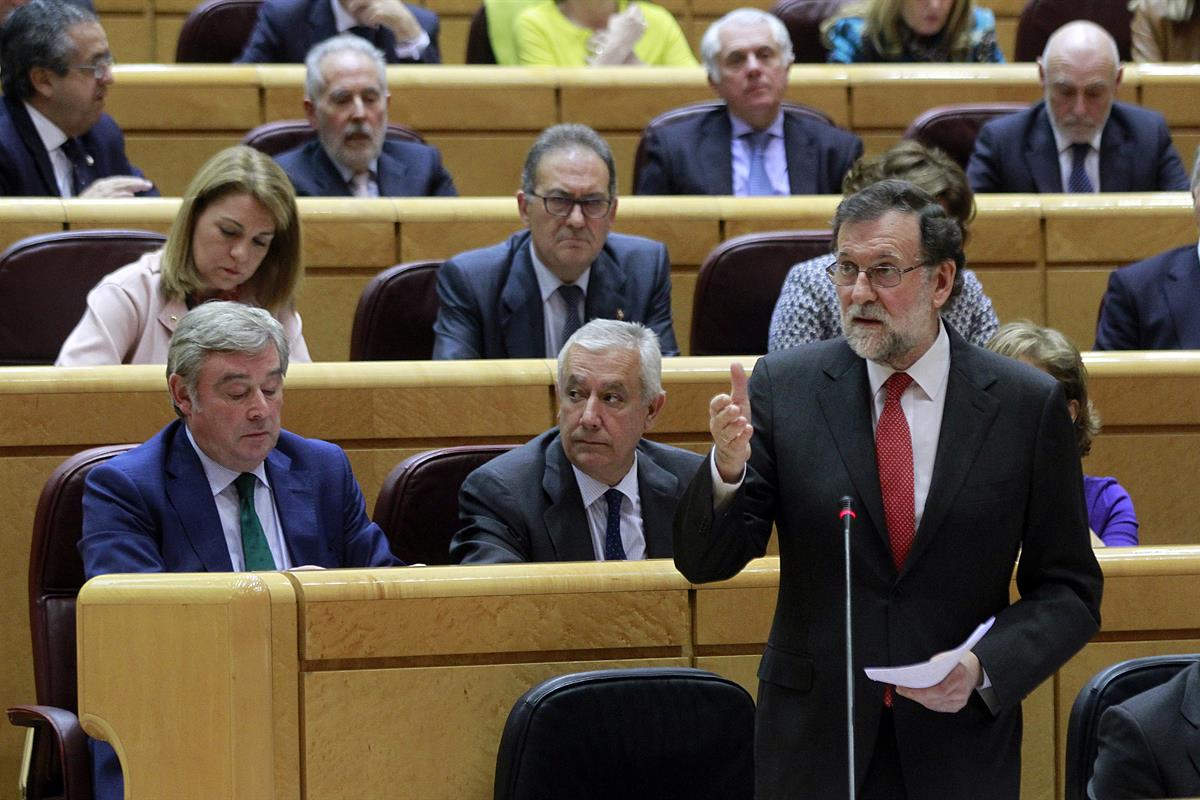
[632,100,836,192]
[0,230,167,366]
[771,0,854,62]
[902,102,1026,168]
[242,120,426,157]
[175,0,263,62]
[1014,0,1133,62]
[691,230,832,356]
[373,444,516,564]
[494,667,755,800]
[349,260,442,361]
[1064,653,1200,800]
[465,5,498,63]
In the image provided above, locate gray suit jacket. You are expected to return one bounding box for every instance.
[674,330,1103,799]
[451,428,703,563]
[433,229,679,359]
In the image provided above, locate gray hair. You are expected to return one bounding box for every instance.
[521,124,617,198]
[167,302,290,410]
[699,8,794,83]
[557,319,664,404]
[0,0,98,99]
[304,33,387,100]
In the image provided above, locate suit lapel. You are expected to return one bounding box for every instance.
[1026,107,1065,193]
[1163,248,1200,347]
[542,436,596,561]
[499,238,547,357]
[702,111,735,195]
[7,99,60,196]
[583,247,627,323]
[783,113,814,195]
[310,144,352,196]
[1097,112,1133,192]
[308,0,337,41]
[376,147,411,196]
[635,445,679,558]
[164,424,234,572]
[265,446,328,567]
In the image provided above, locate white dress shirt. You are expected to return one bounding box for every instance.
[1049,121,1102,193]
[729,110,789,196]
[572,457,646,560]
[24,102,74,198]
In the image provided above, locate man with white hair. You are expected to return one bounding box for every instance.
[274,35,455,197]
[968,19,1187,193]
[634,7,861,196]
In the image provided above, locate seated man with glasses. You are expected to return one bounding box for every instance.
[433,123,679,359]
[0,0,157,197]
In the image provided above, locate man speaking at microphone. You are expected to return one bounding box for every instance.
[674,180,1102,799]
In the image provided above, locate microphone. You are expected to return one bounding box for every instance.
[840,496,856,800]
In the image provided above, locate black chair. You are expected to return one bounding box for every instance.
[902,102,1026,169]
[174,0,263,62]
[494,667,755,800]
[242,120,426,157]
[0,230,167,366]
[465,5,498,64]
[691,230,832,356]
[771,0,854,62]
[1014,0,1133,62]
[349,260,442,361]
[1063,653,1200,800]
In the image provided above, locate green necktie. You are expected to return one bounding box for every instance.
[233,472,276,571]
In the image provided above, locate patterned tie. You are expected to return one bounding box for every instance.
[603,488,627,561]
[744,131,774,196]
[233,473,276,571]
[557,283,584,352]
[59,138,93,196]
[876,372,914,708]
[1067,143,1095,193]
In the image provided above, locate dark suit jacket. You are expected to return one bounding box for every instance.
[237,0,441,63]
[451,428,704,563]
[673,330,1102,799]
[634,104,863,196]
[1089,660,1200,799]
[0,96,157,197]
[1094,244,1200,350]
[967,100,1188,193]
[275,138,456,197]
[432,229,680,359]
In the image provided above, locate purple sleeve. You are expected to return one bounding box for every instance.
[1084,475,1140,547]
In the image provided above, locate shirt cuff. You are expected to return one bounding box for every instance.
[393,29,430,59]
[709,447,744,510]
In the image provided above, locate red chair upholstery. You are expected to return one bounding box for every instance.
[349,260,442,361]
[242,120,426,157]
[691,230,832,356]
[465,5,497,63]
[373,445,516,564]
[1014,0,1133,62]
[7,445,135,800]
[632,101,838,191]
[770,0,854,62]
[0,230,167,366]
[174,0,263,62]
[902,102,1027,168]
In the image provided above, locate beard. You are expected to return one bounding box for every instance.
[840,281,938,369]
[323,121,384,174]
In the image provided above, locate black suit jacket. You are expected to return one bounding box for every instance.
[674,330,1102,799]
[1094,244,1200,350]
[967,100,1188,193]
[451,428,704,563]
[1089,660,1200,799]
[237,0,441,63]
[0,96,157,197]
[274,138,456,197]
[633,104,862,195]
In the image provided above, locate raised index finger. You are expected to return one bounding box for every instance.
[729,361,749,409]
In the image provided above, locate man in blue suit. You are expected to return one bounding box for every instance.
[968,20,1187,194]
[433,124,679,359]
[0,0,156,197]
[274,35,455,197]
[1095,152,1200,350]
[237,0,440,63]
[634,8,862,196]
[81,301,402,800]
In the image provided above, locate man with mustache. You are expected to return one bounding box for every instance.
[0,0,156,197]
[634,8,861,196]
[433,123,679,359]
[274,35,455,197]
[675,180,1102,799]
[451,318,702,564]
[968,20,1187,193]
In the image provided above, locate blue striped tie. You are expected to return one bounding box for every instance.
[1067,143,1094,193]
[558,283,584,352]
[603,488,626,561]
[745,131,774,196]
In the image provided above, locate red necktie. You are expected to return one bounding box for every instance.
[876,372,914,707]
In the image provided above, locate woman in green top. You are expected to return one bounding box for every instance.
[514,0,698,65]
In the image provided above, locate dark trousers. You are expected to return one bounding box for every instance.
[860,708,907,800]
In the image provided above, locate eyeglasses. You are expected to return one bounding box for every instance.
[71,55,115,80]
[529,192,612,219]
[826,261,924,288]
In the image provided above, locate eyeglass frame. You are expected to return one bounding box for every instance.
[69,55,115,80]
[527,191,613,219]
[825,260,926,289]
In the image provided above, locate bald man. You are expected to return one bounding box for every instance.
[967,20,1187,193]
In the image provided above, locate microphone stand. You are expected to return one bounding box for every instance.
[840,496,857,799]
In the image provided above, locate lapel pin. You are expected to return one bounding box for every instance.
[84,155,95,167]
[616,308,625,320]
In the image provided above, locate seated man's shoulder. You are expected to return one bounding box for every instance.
[256,0,308,21]
[274,428,343,462]
[466,430,559,486]
[604,231,667,257]
[637,438,704,474]
[445,231,529,273]
[1109,659,1197,725]
[1117,244,1196,285]
[380,136,444,165]
[1111,100,1169,128]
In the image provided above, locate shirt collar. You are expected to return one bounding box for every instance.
[184,424,270,497]
[331,0,357,32]
[1048,117,1104,156]
[572,452,640,507]
[330,156,380,186]
[865,319,951,403]
[529,243,592,302]
[24,101,68,152]
[728,109,785,140]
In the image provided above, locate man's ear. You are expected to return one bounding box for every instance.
[28,66,55,99]
[168,373,194,417]
[642,392,666,432]
[303,98,318,129]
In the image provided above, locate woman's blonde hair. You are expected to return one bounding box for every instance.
[827,0,976,60]
[159,145,302,312]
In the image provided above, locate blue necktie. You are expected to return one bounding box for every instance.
[234,473,276,571]
[557,283,584,353]
[745,131,774,196]
[1067,143,1095,193]
[603,488,626,561]
[60,138,93,196]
